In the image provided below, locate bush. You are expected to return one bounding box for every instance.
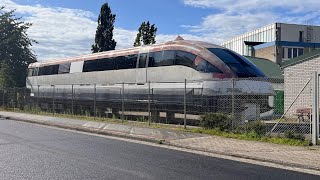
[199,113,231,131]
[245,121,267,137]
[284,130,305,141]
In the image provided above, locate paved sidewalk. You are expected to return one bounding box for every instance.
[0,111,320,172]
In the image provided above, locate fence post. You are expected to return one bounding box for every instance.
[52,85,55,115]
[312,71,319,145]
[121,82,124,122]
[184,79,187,129]
[13,87,16,111]
[37,85,40,111]
[148,81,151,126]
[71,84,74,115]
[2,89,5,108]
[94,84,97,120]
[231,78,235,127]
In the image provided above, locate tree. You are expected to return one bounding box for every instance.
[133,21,157,47]
[0,7,37,88]
[91,3,116,53]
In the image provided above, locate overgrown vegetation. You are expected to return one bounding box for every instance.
[2,108,310,146]
[199,113,231,131]
[197,112,309,146]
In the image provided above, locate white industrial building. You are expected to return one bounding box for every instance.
[222,23,320,64]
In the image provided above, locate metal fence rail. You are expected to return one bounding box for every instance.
[1,77,314,140]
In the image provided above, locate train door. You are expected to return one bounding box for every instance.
[136,50,149,84]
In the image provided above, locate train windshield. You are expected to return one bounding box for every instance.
[207,48,265,78]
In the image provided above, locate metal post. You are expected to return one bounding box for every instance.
[2,89,5,108]
[13,87,16,111]
[71,85,74,115]
[37,85,40,110]
[312,71,319,145]
[121,82,124,122]
[231,78,235,127]
[52,85,55,115]
[184,79,187,129]
[148,81,151,126]
[94,84,97,120]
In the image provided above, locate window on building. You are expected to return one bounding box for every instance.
[299,31,304,42]
[288,48,292,58]
[298,48,304,56]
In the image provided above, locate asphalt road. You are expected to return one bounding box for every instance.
[0,119,318,180]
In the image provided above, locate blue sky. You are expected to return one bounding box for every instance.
[12,0,213,34]
[2,0,320,60]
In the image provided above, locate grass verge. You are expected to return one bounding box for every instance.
[1,108,310,146]
[187,128,310,146]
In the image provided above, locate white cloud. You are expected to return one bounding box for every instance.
[3,0,319,61]
[0,0,205,61]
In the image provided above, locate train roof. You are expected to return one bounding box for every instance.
[29,38,226,68]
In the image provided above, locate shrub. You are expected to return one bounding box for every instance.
[199,113,231,131]
[245,121,267,137]
[284,130,305,141]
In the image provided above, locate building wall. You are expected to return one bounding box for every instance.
[255,46,275,62]
[283,57,320,117]
[279,23,320,42]
[222,23,276,56]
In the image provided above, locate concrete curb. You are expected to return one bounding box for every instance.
[1,114,319,173]
[0,115,164,144]
[164,141,320,172]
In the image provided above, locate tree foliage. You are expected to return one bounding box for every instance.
[0,7,37,88]
[133,21,157,47]
[91,3,117,53]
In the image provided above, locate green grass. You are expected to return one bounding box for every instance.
[187,128,310,146]
[2,108,310,147]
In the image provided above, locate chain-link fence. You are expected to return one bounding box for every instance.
[0,77,314,140]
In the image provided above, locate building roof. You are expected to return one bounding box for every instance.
[281,49,320,68]
[246,56,283,80]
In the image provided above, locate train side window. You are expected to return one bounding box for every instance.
[38,65,59,75]
[148,51,163,67]
[138,53,148,68]
[83,58,115,72]
[195,58,222,73]
[58,63,71,74]
[126,54,137,68]
[175,50,196,68]
[161,50,175,66]
[115,55,137,70]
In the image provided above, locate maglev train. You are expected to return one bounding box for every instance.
[26,37,274,117]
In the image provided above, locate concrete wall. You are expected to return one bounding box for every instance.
[283,56,320,117]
